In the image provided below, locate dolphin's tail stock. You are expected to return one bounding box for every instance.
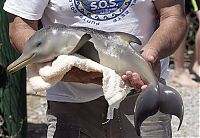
[134,83,184,136]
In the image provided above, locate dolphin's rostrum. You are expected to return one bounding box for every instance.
[7,24,184,136]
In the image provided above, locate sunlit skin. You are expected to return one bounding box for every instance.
[172,12,200,87]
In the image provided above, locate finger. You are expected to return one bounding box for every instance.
[124,71,144,89]
[141,85,147,90]
[129,73,144,90]
[141,47,158,64]
[125,71,144,89]
[127,72,140,85]
[126,71,133,80]
[121,74,128,80]
[122,74,131,86]
[146,55,156,64]
[126,71,135,86]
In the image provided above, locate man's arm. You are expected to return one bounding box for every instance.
[122,0,187,90]
[9,14,38,53]
[142,0,186,61]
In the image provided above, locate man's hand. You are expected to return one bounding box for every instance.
[61,67,103,85]
[122,47,161,91]
[122,0,186,91]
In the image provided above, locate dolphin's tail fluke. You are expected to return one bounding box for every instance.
[134,84,160,136]
[134,83,184,136]
[159,83,184,130]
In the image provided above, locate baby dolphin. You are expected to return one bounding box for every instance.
[7,24,184,136]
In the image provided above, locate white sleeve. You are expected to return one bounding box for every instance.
[3,0,49,20]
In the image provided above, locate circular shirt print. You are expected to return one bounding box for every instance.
[75,0,132,21]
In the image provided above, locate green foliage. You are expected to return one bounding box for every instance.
[0,1,27,137]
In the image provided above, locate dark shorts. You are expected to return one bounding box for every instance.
[46,91,172,138]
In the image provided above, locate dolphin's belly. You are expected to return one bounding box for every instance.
[98,49,157,84]
[99,52,129,74]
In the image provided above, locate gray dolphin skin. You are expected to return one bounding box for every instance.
[7,24,184,136]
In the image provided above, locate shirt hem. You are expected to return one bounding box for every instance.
[3,4,42,20]
[46,94,103,103]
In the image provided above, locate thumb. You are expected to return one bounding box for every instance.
[145,55,157,64]
[141,47,159,64]
[141,47,161,78]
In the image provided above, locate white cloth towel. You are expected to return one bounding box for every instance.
[27,54,131,119]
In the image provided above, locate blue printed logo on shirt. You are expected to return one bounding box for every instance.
[70,0,136,24]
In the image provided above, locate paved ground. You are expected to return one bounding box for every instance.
[167,70,200,138]
[27,83,47,138]
[27,70,200,138]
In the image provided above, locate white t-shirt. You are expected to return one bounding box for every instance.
[4,0,169,103]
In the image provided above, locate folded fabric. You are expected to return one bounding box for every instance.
[27,54,131,119]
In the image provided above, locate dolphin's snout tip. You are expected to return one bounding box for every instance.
[7,64,19,73]
[7,63,15,73]
[6,53,35,73]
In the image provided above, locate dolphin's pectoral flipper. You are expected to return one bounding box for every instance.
[69,33,92,54]
[77,41,100,63]
[134,84,160,136]
[113,32,142,45]
[159,83,184,130]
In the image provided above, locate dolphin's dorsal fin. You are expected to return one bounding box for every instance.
[69,33,92,54]
[112,32,142,46]
[110,32,142,53]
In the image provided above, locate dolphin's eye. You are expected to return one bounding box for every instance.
[36,42,42,47]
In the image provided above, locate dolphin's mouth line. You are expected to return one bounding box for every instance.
[7,53,35,73]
